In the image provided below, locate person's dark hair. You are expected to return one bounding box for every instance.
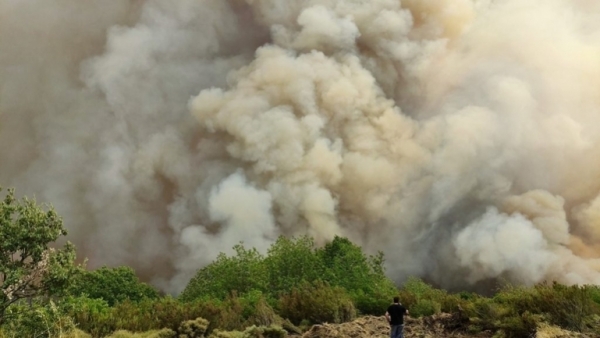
[393,296,400,303]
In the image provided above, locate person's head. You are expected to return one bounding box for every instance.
[393,296,400,303]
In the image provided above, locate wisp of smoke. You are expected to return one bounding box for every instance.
[2,0,600,293]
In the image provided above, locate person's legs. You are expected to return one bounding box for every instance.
[390,325,404,338]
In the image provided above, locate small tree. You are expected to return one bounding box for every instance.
[0,188,78,324]
[264,236,324,295]
[67,266,160,306]
[180,244,268,302]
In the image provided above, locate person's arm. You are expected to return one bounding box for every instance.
[385,311,391,324]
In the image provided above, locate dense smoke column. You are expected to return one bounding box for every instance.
[189,0,600,291]
[2,0,600,293]
[0,0,270,290]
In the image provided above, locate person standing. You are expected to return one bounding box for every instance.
[385,296,409,338]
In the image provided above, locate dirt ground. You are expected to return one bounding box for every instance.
[296,314,591,338]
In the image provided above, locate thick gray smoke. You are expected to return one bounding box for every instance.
[2,0,600,293]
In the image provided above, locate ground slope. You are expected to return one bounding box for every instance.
[299,315,590,338]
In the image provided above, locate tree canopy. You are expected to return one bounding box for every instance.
[66,266,160,306]
[0,188,78,324]
[179,235,397,315]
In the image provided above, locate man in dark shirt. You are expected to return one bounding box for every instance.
[385,296,409,338]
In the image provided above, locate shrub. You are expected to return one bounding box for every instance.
[410,299,441,317]
[534,283,600,331]
[180,236,398,318]
[278,280,356,325]
[180,245,268,302]
[241,292,280,327]
[178,317,209,338]
[397,289,417,310]
[66,266,160,306]
[318,237,397,315]
[59,295,113,336]
[208,330,244,338]
[105,330,176,338]
[0,188,80,325]
[2,300,76,338]
[242,325,287,338]
[492,282,600,333]
[264,236,324,295]
[61,296,222,336]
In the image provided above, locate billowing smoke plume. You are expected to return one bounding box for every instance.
[2,0,600,293]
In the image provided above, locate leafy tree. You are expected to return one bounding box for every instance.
[0,188,78,324]
[278,280,356,325]
[67,266,160,306]
[319,236,373,291]
[318,236,396,314]
[263,236,324,295]
[180,235,399,316]
[180,244,267,302]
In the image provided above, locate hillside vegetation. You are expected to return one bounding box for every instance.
[1,188,600,337]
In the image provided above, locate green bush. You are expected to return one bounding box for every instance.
[0,188,80,325]
[180,245,268,302]
[492,283,600,334]
[410,299,441,317]
[240,292,280,327]
[318,237,397,315]
[178,317,209,338]
[105,329,176,338]
[208,330,244,338]
[264,236,324,295]
[180,236,398,318]
[59,296,222,337]
[59,295,113,336]
[534,283,600,331]
[242,325,287,338]
[278,280,356,325]
[2,300,76,338]
[66,266,160,306]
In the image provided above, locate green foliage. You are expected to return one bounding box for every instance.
[318,237,397,315]
[401,276,451,301]
[319,237,374,292]
[398,277,457,317]
[63,296,204,337]
[180,245,267,302]
[181,235,396,316]
[457,282,600,337]
[105,329,176,338]
[0,187,79,324]
[278,280,356,325]
[239,291,280,327]
[494,283,600,333]
[264,236,323,295]
[59,295,113,336]
[67,266,160,306]
[2,300,77,338]
[410,299,441,317]
[178,317,209,338]
[242,325,286,338]
[208,330,244,338]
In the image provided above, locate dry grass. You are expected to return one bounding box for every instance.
[0,328,91,338]
[535,323,590,338]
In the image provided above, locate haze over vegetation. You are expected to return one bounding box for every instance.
[1,191,600,337]
[2,0,600,296]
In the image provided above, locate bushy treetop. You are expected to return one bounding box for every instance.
[0,188,78,324]
[179,235,397,315]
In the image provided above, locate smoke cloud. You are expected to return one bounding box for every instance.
[2,0,600,293]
